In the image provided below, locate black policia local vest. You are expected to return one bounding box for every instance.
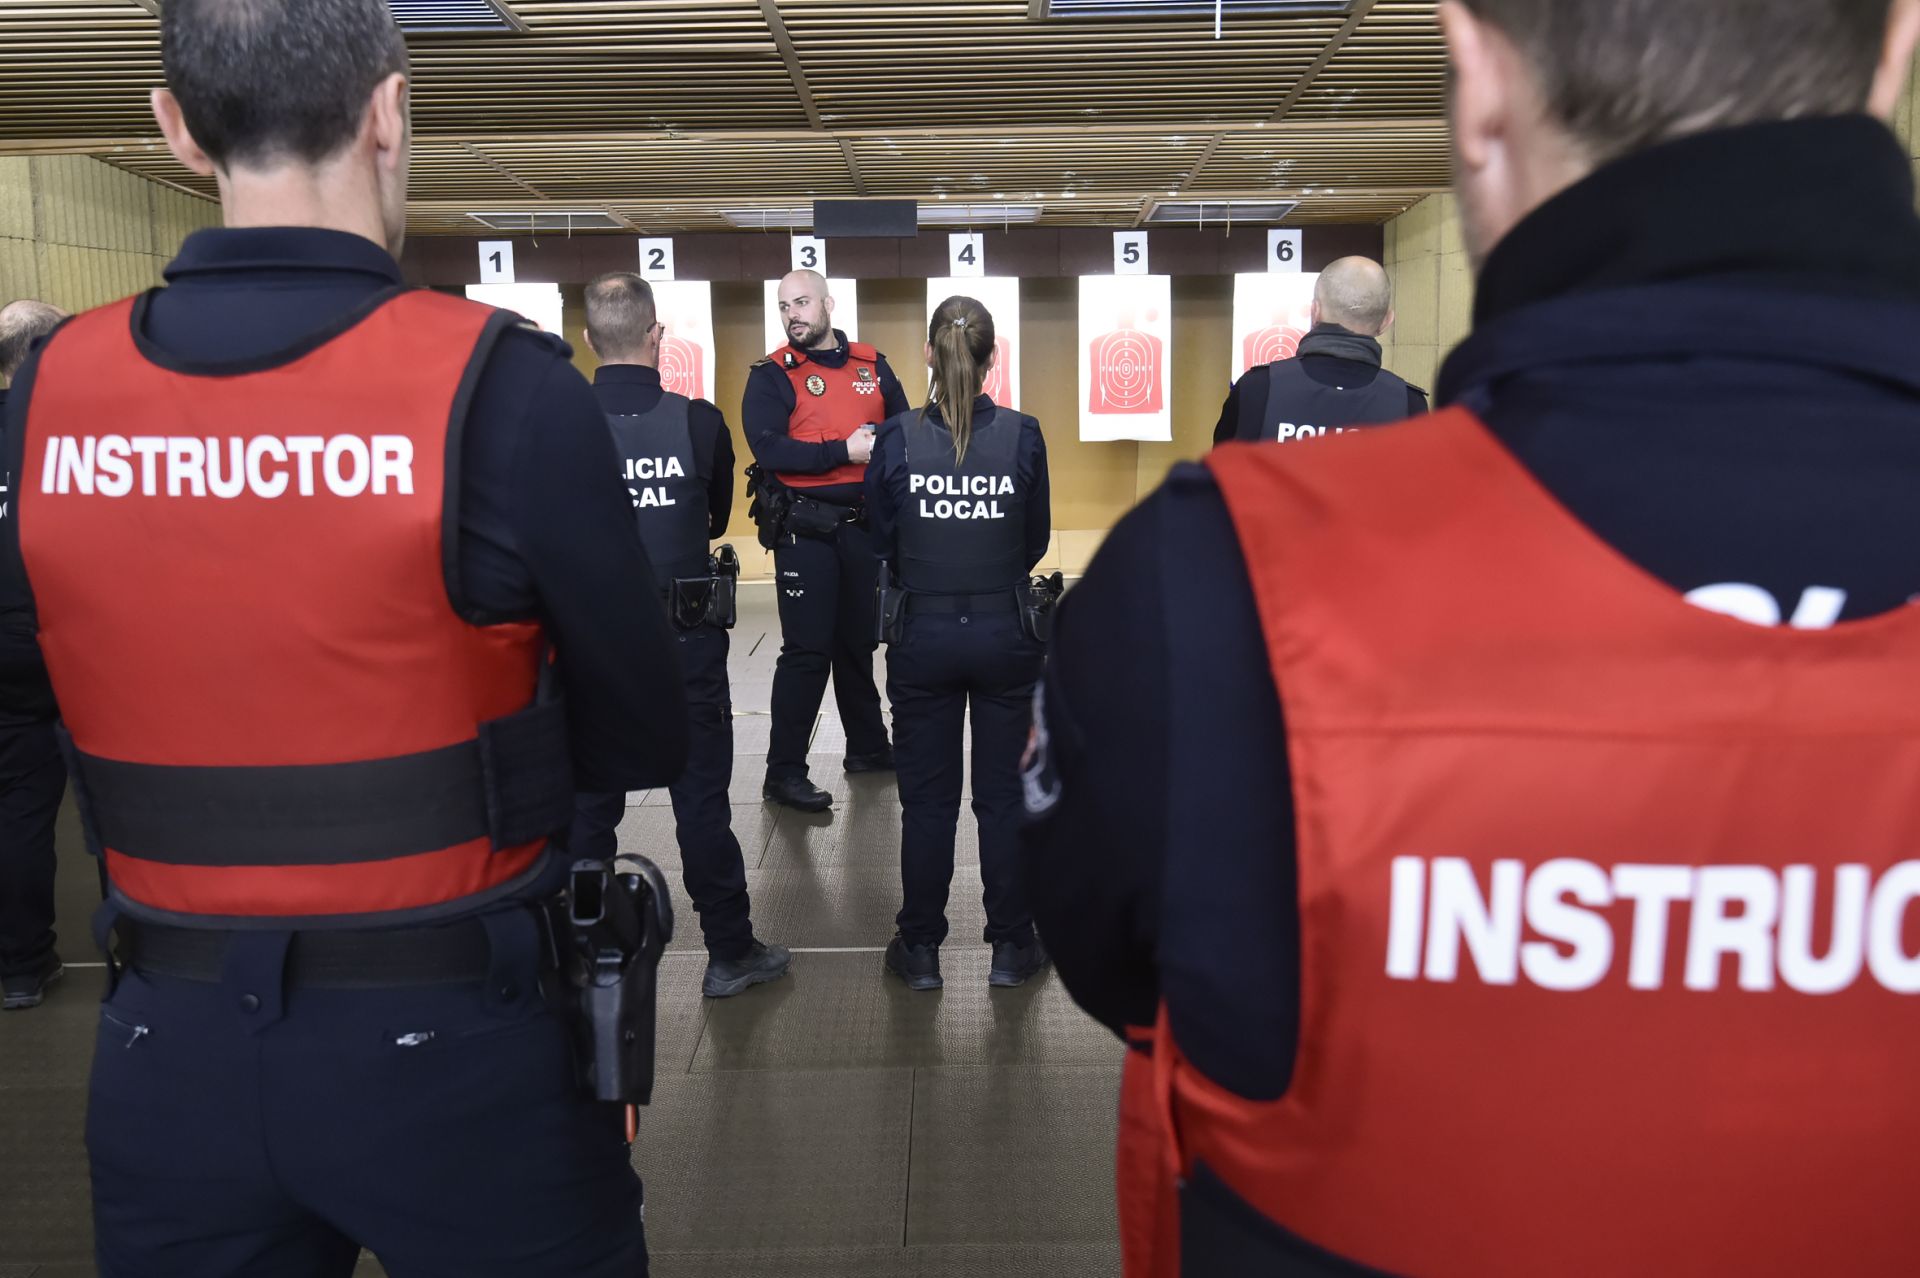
[1260,356,1412,443]
[897,407,1026,595]
[606,393,708,593]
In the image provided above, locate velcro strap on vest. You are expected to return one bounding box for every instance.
[906,591,1018,615]
[476,697,575,849]
[74,699,573,866]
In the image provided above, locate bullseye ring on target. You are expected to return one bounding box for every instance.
[659,337,703,400]
[1095,331,1157,410]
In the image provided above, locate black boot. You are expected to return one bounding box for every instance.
[884,936,942,991]
[843,747,895,774]
[762,775,833,812]
[703,941,793,998]
[989,936,1050,988]
[1,952,64,1011]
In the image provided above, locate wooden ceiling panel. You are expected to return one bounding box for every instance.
[850,133,1211,198]
[777,0,1346,128]
[1195,121,1449,189]
[0,0,1455,230]
[1282,0,1447,120]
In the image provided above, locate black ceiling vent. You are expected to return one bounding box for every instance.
[391,0,527,35]
[1041,1,1349,17]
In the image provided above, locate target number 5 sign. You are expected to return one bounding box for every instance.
[1114,231,1149,276]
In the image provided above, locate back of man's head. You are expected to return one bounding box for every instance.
[585,273,658,363]
[0,300,67,384]
[1458,0,1900,165]
[160,0,409,169]
[1314,258,1394,337]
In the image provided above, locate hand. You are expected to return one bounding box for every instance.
[846,428,876,465]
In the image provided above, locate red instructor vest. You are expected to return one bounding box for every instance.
[1121,409,1920,1277]
[770,341,885,489]
[17,290,570,926]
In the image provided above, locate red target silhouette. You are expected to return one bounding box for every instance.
[1088,327,1164,415]
[1243,324,1307,369]
[982,337,1013,405]
[658,333,707,401]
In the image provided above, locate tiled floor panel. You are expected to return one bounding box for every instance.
[1,585,1119,1274]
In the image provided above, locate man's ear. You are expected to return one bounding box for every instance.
[151,88,217,177]
[1437,0,1507,175]
[1378,307,1395,338]
[1868,0,1920,120]
[582,328,600,360]
[366,72,409,175]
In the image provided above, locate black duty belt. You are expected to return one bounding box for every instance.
[905,591,1019,616]
[119,917,497,988]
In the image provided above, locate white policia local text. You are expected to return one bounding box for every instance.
[911,472,1012,520]
[1386,856,1920,995]
[1275,422,1359,442]
[40,434,414,499]
[624,456,683,507]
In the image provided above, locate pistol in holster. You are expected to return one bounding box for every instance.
[563,857,674,1105]
[876,561,907,646]
[745,464,792,550]
[668,544,741,632]
[1018,571,1066,644]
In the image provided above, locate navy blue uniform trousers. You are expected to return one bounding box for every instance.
[573,623,753,961]
[0,720,65,976]
[87,907,647,1277]
[887,611,1043,947]
[766,522,890,780]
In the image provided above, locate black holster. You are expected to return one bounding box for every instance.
[563,857,673,1105]
[1018,572,1066,644]
[745,464,791,550]
[876,562,906,645]
[668,545,741,632]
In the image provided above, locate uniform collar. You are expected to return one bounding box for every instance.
[1295,325,1382,368]
[594,364,662,388]
[786,330,852,367]
[1474,115,1920,327]
[163,227,405,285]
[924,395,995,426]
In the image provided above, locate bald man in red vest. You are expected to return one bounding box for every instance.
[742,269,911,813]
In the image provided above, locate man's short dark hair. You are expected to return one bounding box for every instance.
[0,300,66,383]
[1463,0,1895,162]
[585,273,658,360]
[161,0,409,169]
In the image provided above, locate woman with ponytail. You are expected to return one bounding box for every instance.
[865,295,1054,991]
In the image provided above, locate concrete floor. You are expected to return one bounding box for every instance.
[0,583,1122,1277]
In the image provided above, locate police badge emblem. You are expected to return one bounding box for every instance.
[856,366,874,382]
[805,374,828,397]
[853,365,877,396]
